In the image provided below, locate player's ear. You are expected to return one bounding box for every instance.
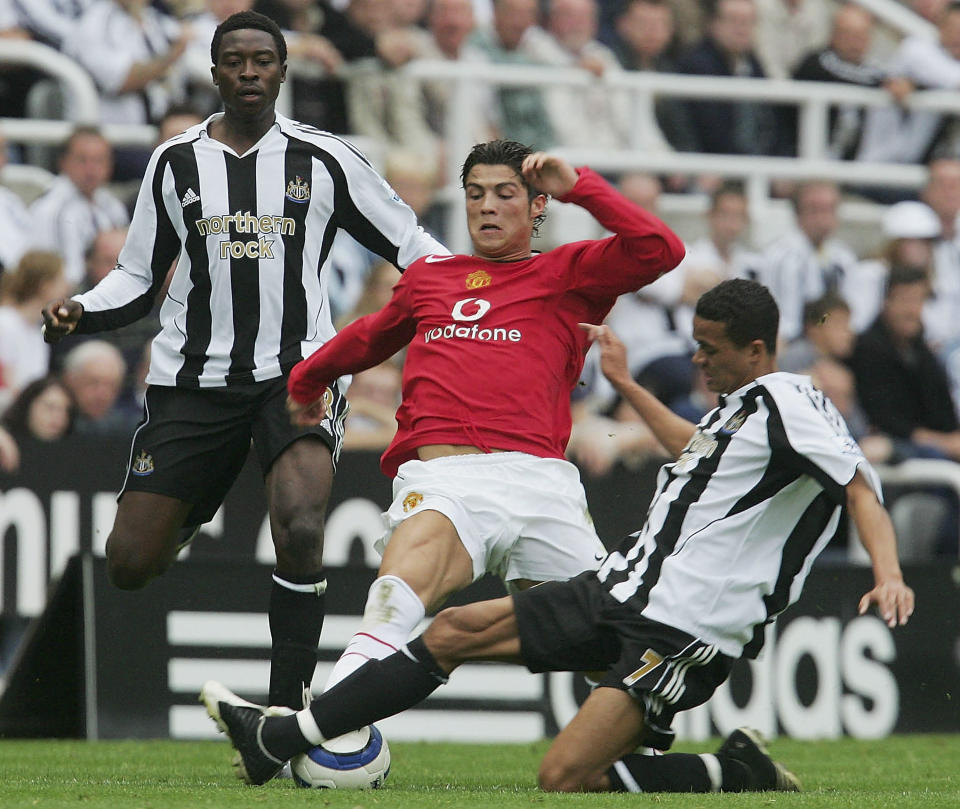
[280,62,287,83]
[530,194,547,219]
[210,65,219,86]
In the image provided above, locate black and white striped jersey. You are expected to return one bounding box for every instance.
[597,371,881,659]
[73,113,446,388]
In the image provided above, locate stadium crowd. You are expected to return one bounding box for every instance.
[2,0,960,559]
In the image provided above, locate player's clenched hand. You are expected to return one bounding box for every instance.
[40,299,83,343]
[287,394,328,427]
[521,153,578,198]
[858,578,915,628]
[579,323,632,392]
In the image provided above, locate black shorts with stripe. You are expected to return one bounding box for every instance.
[120,376,347,525]
[513,570,734,750]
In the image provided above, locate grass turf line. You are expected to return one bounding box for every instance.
[0,735,957,808]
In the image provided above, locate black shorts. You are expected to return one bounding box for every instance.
[119,377,347,525]
[513,571,734,750]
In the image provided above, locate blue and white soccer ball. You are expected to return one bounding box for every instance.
[290,725,391,789]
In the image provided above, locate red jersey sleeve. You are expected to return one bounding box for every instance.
[556,167,685,298]
[287,276,416,404]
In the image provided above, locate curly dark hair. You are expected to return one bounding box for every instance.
[695,279,779,355]
[460,140,546,236]
[211,11,287,66]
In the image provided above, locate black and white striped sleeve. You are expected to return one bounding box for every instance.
[73,146,180,333]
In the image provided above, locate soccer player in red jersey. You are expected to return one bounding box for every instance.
[286,140,685,698]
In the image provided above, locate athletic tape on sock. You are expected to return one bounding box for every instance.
[272,573,327,595]
[296,707,325,746]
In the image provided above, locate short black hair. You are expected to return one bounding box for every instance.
[695,279,779,355]
[460,140,546,235]
[211,11,287,66]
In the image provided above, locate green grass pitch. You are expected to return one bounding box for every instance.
[0,735,957,808]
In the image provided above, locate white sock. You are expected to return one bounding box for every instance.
[323,575,426,691]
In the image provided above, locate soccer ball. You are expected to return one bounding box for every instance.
[290,725,390,789]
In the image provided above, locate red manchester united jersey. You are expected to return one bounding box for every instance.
[288,168,685,476]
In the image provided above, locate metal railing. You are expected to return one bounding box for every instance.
[398,59,957,250]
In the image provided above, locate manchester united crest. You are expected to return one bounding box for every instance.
[402,492,424,513]
[285,176,310,203]
[465,270,491,290]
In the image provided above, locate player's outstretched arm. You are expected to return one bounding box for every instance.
[847,469,915,628]
[40,299,84,343]
[580,323,696,458]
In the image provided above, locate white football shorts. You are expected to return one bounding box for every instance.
[378,452,607,583]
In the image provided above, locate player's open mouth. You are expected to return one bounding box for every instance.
[480,224,500,231]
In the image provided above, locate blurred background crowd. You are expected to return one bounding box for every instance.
[3,0,960,561]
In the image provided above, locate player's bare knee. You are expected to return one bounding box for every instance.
[272,510,324,570]
[538,758,584,793]
[105,535,162,590]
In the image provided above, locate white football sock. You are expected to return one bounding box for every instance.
[323,575,426,691]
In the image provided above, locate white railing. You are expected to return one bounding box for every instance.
[399,59,956,251]
[4,42,960,247]
[0,39,156,148]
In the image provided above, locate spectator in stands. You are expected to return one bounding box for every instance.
[920,159,960,349]
[847,200,939,336]
[353,0,491,172]
[156,104,205,145]
[27,127,130,286]
[335,260,402,330]
[1,376,76,443]
[0,129,30,275]
[790,3,885,160]
[856,2,960,168]
[383,149,445,242]
[1,0,91,49]
[521,0,631,150]
[0,251,68,414]
[676,0,787,157]
[471,0,555,148]
[61,339,136,435]
[850,265,960,462]
[342,361,403,450]
[779,292,854,373]
[63,0,190,177]
[609,0,695,155]
[760,180,860,341]
[754,0,830,81]
[668,182,760,338]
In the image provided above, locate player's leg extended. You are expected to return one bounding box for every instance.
[105,491,193,589]
[264,436,334,709]
[323,509,474,689]
[202,595,521,783]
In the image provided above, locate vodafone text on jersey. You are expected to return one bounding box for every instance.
[423,297,522,344]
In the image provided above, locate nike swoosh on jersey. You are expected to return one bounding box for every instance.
[424,254,455,263]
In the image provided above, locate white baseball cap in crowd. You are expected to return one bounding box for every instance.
[882,200,941,240]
